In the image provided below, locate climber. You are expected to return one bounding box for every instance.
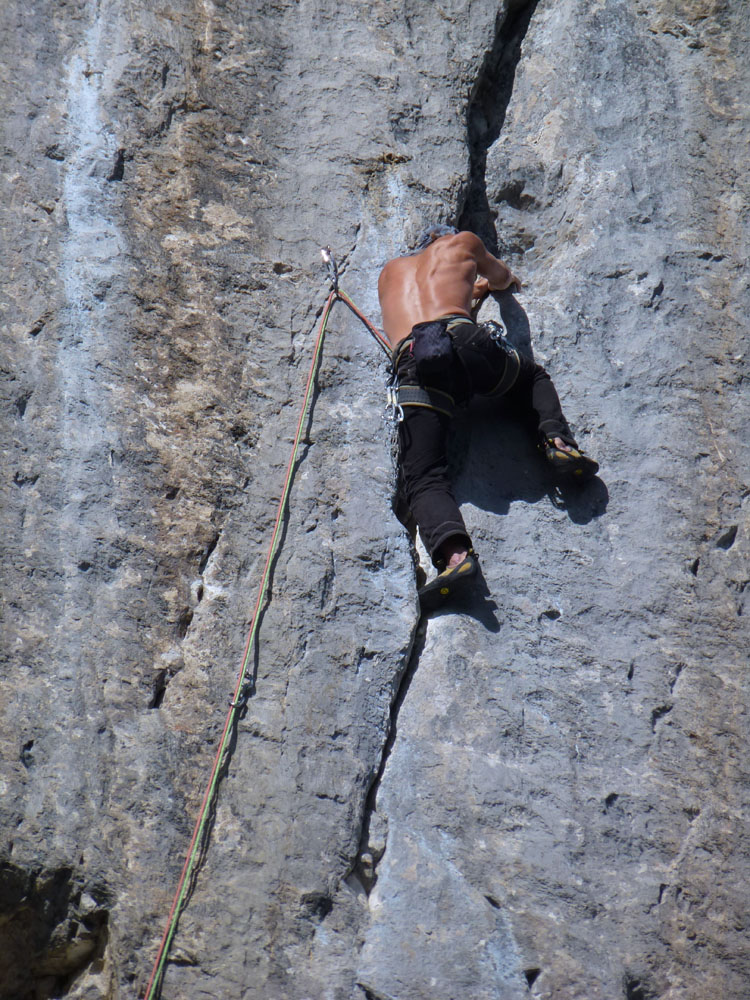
[378,224,598,611]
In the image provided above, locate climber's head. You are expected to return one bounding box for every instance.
[409,224,459,254]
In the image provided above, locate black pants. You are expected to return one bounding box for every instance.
[396,317,574,566]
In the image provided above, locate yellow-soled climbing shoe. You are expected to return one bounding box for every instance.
[543,440,599,482]
[418,553,478,613]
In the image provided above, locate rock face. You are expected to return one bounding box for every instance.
[1,0,748,998]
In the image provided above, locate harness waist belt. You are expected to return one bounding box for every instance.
[397,384,455,418]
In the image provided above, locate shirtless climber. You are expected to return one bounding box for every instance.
[378,224,598,611]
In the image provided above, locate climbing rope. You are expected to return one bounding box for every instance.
[142,257,386,999]
[322,247,391,357]
[338,288,391,356]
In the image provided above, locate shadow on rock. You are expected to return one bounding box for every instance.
[426,560,501,632]
[498,290,533,358]
[452,402,608,526]
[450,291,609,526]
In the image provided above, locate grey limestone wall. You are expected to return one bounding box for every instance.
[0,1,748,998]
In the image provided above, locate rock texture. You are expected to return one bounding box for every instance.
[1,0,748,998]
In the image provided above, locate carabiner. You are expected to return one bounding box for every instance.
[320,246,339,294]
[385,384,404,424]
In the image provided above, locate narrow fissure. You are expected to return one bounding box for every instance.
[355,0,541,898]
[354,617,427,892]
[458,0,540,252]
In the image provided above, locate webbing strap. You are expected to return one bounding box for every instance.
[485,345,521,398]
[397,384,455,418]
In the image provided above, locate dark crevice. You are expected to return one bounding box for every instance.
[357,984,396,1000]
[176,606,194,639]
[15,392,32,418]
[716,524,738,550]
[107,148,125,182]
[149,670,169,709]
[13,471,39,488]
[20,740,35,768]
[198,531,220,574]
[524,967,541,988]
[299,891,333,923]
[647,280,665,307]
[624,976,653,1000]
[354,617,427,893]
[458,0,540,251]
[651,704,672,732]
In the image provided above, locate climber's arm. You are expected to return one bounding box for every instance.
[467,233,522,292]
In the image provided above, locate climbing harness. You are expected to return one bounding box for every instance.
[395,384,455,419]
[142,251,390,1000]
[477,319,522,397]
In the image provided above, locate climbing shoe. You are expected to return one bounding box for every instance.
[543,439,599,482]
[418,553,478,612]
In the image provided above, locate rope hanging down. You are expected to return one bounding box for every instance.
[142,256,386,1000]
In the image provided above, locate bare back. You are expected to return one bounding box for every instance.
[377,231,516,349]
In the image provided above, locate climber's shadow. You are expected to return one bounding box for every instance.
[455,292,608,519]
[403,293,608,628]
[457,291,604,498]
[429,293,608,625]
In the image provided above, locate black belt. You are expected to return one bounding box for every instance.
[396,384,455,418]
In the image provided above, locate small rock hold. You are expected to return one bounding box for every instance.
[107,149,125,182]
[716,525,738,550]
[20,740,35,768]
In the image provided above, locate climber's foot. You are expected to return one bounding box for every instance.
[544,437,599,482]
[418,552,479,613]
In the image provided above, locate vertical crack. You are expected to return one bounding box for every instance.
[354,0,541,898]
[354,618,427,893]
[458,0,540,252]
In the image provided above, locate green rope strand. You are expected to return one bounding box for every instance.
[142,289,336,1000]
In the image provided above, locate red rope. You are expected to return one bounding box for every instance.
[337,289,391,355]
